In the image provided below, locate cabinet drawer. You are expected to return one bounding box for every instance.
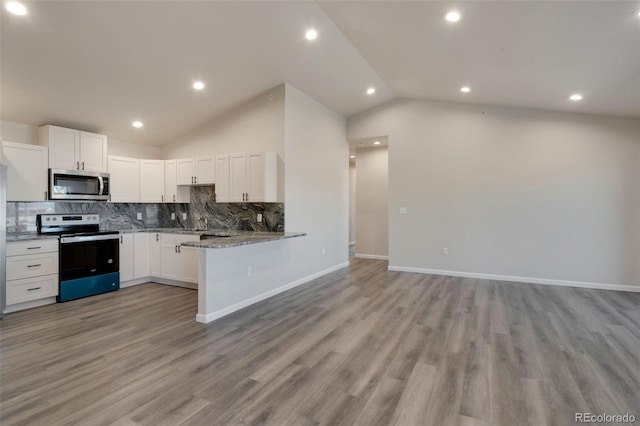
[7,239,58,256]
[7,252,59,280]
[6,274,58,305]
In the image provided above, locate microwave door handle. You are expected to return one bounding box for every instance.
[98,176,104,195]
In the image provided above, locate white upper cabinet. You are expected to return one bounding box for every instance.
[139,159,165,203]
[165,160,190,203]
[108,155,139,202]
[39,125,107,172]
[229,153,247,202]
[176,158,196,185]
[215,154,230,202]
[175,156,215,185]
[195,156,215,184]
[227,151,278,203]
[1,141,48,202]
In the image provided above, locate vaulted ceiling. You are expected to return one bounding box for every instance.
[1,1,638,146]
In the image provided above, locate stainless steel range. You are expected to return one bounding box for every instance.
[37,214,120,302]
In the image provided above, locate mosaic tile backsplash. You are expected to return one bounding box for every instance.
[6,186,284,233]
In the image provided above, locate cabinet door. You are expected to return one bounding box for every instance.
[149,233,162,276]
[2,141,48,202]
[160,234,179,280]
[119,234,134,282]
[229,153,247,202]
[176,158,195,185]
[108,156,140,202]
[246,152,266,202]
[79,131,107,172]
[165,160,177,202]
[133,233,150,279]
[139,159,165,203]
[44,126,80,170]
[195,156,215,184]
[178,236,199,283]
[215,154,230,202]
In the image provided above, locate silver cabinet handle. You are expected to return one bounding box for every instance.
[82,161,85,170]
[175,244,177,253]
[27,287,42,291]
[120,236,123,243]
[246,193,249,202]
[156,234,159,242]
[173,194,176,202]
[44,191,48,200]
[27,264,42,268]
[178,245,181,253]
[195,176,197,184]
[76,161,80,170]
[27,246,41,250]
[161,194,164,202]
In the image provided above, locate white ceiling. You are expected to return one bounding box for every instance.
[320,0,640,118]
[2,1,638,147]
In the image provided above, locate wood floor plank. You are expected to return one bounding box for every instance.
[1,259,638,426]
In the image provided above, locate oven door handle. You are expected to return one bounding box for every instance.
[98,176,104,196]
[60,234,121,244]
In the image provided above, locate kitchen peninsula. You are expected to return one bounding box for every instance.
[182,231,306,323]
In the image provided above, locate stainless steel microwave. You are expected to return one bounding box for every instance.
[49,169,110,201]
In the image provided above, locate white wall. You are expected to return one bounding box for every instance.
[348,98,640,288]
[1,120,39,144]
[355,147,388,258]
[284,84,349,277]
[162,85,285,200]
[349,162,356,244]
[1,120,161,158]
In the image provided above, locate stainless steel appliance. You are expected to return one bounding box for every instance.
[49,169,110,201]
[0,164,6,316]
[37,214,119,302]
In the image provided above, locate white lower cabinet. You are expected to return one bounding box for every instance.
[120,232,198,285]
[5,240,59,311]
[119,234,134,282]
[133,233,150,279]
[158,234,199,283]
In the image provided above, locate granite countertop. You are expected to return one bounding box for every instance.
[181,231,306,249]
[118,228,210,235]
[6,232,60,242]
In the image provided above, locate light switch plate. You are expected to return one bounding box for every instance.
[136,212,142,220]
[182,213,187,220]
[171,213,176,220]
[257,213,263,223]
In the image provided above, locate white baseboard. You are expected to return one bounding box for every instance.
[4,296,57,314]
[196,261,350,324]
[355,253,389,260]
[121,277,197,290]
[387,266,640,293]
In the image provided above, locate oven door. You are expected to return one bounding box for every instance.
[60,235,119,281]
[49,169,109,201]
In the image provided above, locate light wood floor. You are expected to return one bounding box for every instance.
[1,259,639,426]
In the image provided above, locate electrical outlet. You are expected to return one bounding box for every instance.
[182,213,187,220]
[257,213,263,223]
[247,266,253,276]
[136,212,142,220]
[442,247,449,255]
[171,213,176,220]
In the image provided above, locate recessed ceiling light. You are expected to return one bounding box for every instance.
[373,141,381,145]
[305,29,318,40]
[569,94,583,101]
[132,121,144,128]
[445,10,461,22]
[636,9,640,17]
[192,81,205,90]
[5,1,27,15]
[460,86,471,93]
[366,87,376,95]
[350,155,355,159]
